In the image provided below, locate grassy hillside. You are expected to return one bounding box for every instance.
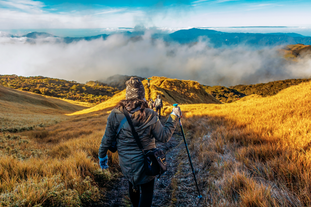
[71,76,220,116]
[0,111,115,206]
[2,76,311,206]
[0,85,87,131]
[0,87,114,206]
[202,85,246,103]
[0,75,120,103]
[167,81,311,206]
[203,78,311,103]
[281,43,311,60]
[231,78,311,97]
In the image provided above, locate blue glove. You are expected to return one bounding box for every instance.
[99,155,109,170]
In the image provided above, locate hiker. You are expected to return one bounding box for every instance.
[146,78,152,87]
[148,98,154,109]
[98,77,182,207]
[154,95,163,117]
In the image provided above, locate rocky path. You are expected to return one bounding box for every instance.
[100,132,183,207]
[99,123,205,207]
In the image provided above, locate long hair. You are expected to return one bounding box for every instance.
[116,98,149,121]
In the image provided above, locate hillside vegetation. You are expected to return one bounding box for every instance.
[70,76,220,116]
[0,75,120,103]
[203,78,311,103]
[0,85,87,132]
[163,81,311,206]
[0,87,117,206]
[0,76,220,206]
[2,76,311,206]
[281,44,311,60]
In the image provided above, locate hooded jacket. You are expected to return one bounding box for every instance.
[98,107,178,186]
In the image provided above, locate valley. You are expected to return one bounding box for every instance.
[1,75,311,206]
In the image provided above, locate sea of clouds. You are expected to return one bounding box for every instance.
[0,31,310,86]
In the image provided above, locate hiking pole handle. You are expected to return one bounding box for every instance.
[179,119,202,198]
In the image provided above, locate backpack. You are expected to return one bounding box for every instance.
[154,98,162,107]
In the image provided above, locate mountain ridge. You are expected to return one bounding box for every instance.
[5,28,311,47]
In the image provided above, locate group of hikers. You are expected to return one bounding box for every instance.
[98,77,182,207]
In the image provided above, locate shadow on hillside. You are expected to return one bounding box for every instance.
[180,115,305,207]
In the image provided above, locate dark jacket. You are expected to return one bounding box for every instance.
[99,107,178,186]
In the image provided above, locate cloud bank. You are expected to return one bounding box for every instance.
[0,33,310,86]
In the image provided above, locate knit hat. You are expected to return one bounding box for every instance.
[125,77,145,100]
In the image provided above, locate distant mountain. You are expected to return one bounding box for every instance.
[100,75,145,90]
[165,28,311,47]
[23,32,55,38]
[4,28,311,47]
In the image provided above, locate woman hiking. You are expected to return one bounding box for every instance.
[98,77,182,207]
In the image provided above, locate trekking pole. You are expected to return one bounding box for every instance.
[179,119,202,199]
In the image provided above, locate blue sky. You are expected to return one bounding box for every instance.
[0,0,311,31]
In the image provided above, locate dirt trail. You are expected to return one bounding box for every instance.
[100,117,204,207]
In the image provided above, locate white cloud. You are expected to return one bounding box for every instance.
[95,8,127,15]
[0,33,310,86]
[0,0,44,13]
[215,0,236,3]
[0,0,311,29]
[0,7,144,29]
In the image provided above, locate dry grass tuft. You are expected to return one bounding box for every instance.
[177,81,311,206]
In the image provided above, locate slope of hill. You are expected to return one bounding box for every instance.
[0,85,87,131]
[202,85,246,103]
[70,76,220,115]
[202,78,311,103]
[230,78,311,97]
[0,75,120,103]
[163,80,311,206]
[281,43,311,59]
[2,76,311,206]
[147,77,220,105]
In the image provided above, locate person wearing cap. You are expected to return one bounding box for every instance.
[98,77,182,207]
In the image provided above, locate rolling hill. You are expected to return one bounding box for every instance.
[281,43,311,60]
[0,75,120,103]
[165,80,311,206]
[70,76,221,115]
[203,77,311,103]
[0,85,88,131]
[2,75,311,206]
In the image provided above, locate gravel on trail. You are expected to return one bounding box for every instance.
[99,117,204,207]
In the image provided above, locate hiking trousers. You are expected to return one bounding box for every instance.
[155,106,161,117]
[129,179,155,207]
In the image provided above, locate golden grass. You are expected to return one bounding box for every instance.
[0,86,88,130]
[177,81,311,206]
[0,110,120,206]
[2,77,311,206]
[281,44,311,60]
[70,76,220,116]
